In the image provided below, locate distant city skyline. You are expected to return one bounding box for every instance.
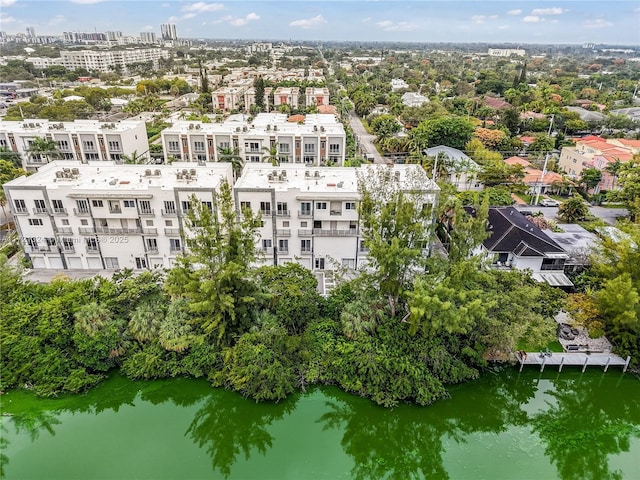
[1,0,639,45]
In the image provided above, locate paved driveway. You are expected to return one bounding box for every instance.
[514,204,628,226]
[346,111,385,164]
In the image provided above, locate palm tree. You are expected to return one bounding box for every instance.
[0,147,23,169]
[121,150,146,164]
[218,146,243,179]
[604,159,623,191]
[27,137,61,165]
[262,145,281,166]
[128,301,163,343]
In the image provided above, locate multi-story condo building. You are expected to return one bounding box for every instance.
[273,87,300,109]
[305,87,330,108]
[161,113,346,166]
[3,161,233,270]
[0,119,150,171]
[488,48,526,57]
[244,86,273,112]
[234,163,439,273]
[160,23,178,41]
[25,48,169,73]
[211,86,249,111]
[140,32,157,44]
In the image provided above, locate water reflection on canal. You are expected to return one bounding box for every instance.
[2,368,639,479]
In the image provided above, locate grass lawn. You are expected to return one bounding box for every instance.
[517,339,564,352]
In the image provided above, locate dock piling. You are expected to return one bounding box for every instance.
[623,356,631,373]
[604,356,611,372]
[558,356,565,372]
[582,356,589,373]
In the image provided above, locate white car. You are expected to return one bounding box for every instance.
[539,198,560,207]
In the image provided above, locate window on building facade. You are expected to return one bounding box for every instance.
[194,141,205,152]
[181,201,191,213]
[164,201,176,214]
[104,257,119,268]
[108,141,121,151]
[260,201,271,214]
[240,201,251,212]
[278,239,288,252]
[301,239,311,252]
[345,202,356,210]
[76,199,89,214]
[316,202,327,210]
[262,239,272,250]
[123,200,135,208]
[28,218,43,226]
[315,258,325,269]
[278,143,290,153]
[92,200,103,207]
[169,238,181,251]
[57,140,70,150]
[168,141,180,152]
[329,144,340,154]
[304,144,315,154]
[82,140,96,151]
[342,258,356,269]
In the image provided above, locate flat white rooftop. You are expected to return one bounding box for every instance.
[235,163,437,194]
[4,161,232,191]
[0,119,144,134]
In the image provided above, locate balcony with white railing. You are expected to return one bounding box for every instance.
[300,249,313,255]
[95,226,142,235]
[142,228,158,235]
[276,229,291,236]
[78,227,96,234]
[164,228,181,235]
[169,247,182,255]
[13,206,28,215]
[298,229,313,236]
[52,207,68,215]
[276,210,290,218]
[86,245,99,254]
[33,207,50,215]
[161,209,177,216]
[57,227,73,234]
[313,228,359,237]
[73,208,91,216]
[139,209,155,216]
[298,210,312,218]
[146,246,159,254]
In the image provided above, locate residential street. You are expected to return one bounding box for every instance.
[347,111,385,164]
[513,204,628,226]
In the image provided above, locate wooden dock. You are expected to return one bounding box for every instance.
[517,352,631,373]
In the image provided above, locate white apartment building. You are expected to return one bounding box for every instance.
[212,86,249,111]
[25,48,169,73]
[160,24,178,41]
[3,161,234,270]
[305,87,330,108]
[161,113,346,166]
[488,48,526,57]
[140,32,157,44]
[0,119,150,171]
[273,87,300,109]
[233,163,439,273]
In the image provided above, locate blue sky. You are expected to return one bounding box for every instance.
[1,1,639,44]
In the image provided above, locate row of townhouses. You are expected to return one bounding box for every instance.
[213,86,330,112]
[0,120,150,171]
[3,162,439,276]
[160,114,346,166]
[0,113,346,170]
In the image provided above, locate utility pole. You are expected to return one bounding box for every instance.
[534,152,550,206]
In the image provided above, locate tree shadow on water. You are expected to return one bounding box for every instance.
[185,389,298,478]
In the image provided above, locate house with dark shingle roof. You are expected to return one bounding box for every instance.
[473,206,573,287]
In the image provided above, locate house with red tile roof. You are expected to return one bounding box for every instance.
[482,96,512,110]
[505,156,568,193]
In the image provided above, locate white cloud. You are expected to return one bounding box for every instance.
[362,17,372,23]
[48,15,66,26]
[498,25,510,30]
[471,15,486,24]
[182,2,224,13]
[376,20,415,32]
[289,15,327,29]
[0,13,16,23]
[507,9,522,16]
[0,0,18,7]
[531,8,567,15]
[142,25,153,31]
[523,15,541,23]
[584,19,613,29]
[168,13,197,22]
[229,12,259,26]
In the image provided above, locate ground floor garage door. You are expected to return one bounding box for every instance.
[31,256,46,269]
[67,257,83,269]
[87,257,102,269]
[49,257,64,269]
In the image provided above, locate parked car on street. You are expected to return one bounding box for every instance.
[539,198,560,207]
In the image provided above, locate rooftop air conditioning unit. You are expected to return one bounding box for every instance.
[281,170,286,177]
[154,169,161,176]
[176,173,183,179]
[190,169,196,176]
[145,169,152,176]
[189,124,194,130]
[71,168,79,175]
[314,171,320,178]
[305,171,310,177]
[55,171,63,178]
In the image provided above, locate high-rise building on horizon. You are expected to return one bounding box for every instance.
[26,27,35,38]
[140,32,157,44]
[160,23,177,41]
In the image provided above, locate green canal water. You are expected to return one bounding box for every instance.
[1,368,639,480]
